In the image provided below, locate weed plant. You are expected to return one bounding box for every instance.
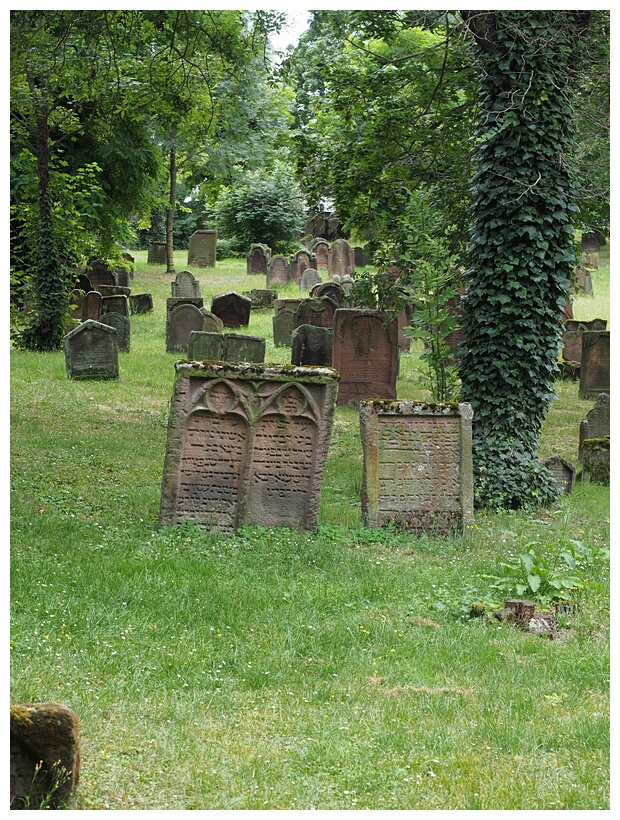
[10,248,609,809]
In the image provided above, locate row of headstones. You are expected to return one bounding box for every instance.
[247,237,365,283]
[148,230,217,267]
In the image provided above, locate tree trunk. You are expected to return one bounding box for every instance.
[166,147,176,274]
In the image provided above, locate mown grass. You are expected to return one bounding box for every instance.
[10,247,610,809]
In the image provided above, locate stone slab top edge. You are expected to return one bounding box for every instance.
[174,360,340,383]
[359,399,473,418]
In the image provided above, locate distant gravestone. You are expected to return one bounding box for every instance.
[328,238,354,279]
[397,306,412,352]
[290,249,316,284]
[579,438,610,485]
[581,232,602,251]
[332,309,399,406]
[311,239,330,269]
[295,296,339,330]
[273,309,296,348]
[69,289,85,319]
[360,400,474,535]
[129,293,153,315]
[247,244,271,275]
[187,230,216,267]
[300,268,322,292]
[583,251,599,270]
[188,331,224,361]
[266,255,291,287]
[562,318,607,363]
[167,302,205,353]
[172,270,201,298]
[148,241,167,264]
[579,392,610,460]
[579,331,610,398]
[115,267,131,288]
[86,263,115,291]
[574,267,594,295]
[242,289,278,309]
[82,291,102,321]
[159,361,339,533]
[101,294,130,318]
[543,455,576,495]
[314,281,345,306]
[211,292,252,328]
[200,309,224,333]
[64,320,119,380]
[340,275,354,297]
[99,285,130,298]
[99,312,130,353]
[291,324,333,367]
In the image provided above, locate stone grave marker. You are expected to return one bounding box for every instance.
[99,312,130,353]
[291,324,333,367]
[311,238,330,269]
[188,331,224,361]
[101,294,130,318]
[290,249,317,284]
[166,297,204,330]
[159,361,339,533]
[73,273,93,294]
[579,438,610,484]
[300,268,322,292]
[86,262,115,291]
[200,309,224,333]
[574,267,594,295]
[562,318,607,363]
[354,246,369,267]
[115,266,131,288]
[328,238,354,279]
[579,392,610,460]
[64,320,119,380]
[223,333,266,363]
[246,243,271,275]
[295,296,339,330]
[274,297,304,314]
[188,229,217,267]
[211,292,252,328]
[148,241,167,264]
[583,250,599,270]
[242,289,278,309]
[273,308,296,348]
[82,291,102,321]
[542,455,576,495]
[396,305,412,352]
[360,400,474,535]
[340,275,354,297]
[579,331,610,398]
[167,302,205,353]
[314,281,345,306]
[171,270,201,298]
[129,293,154,315]
[69,289,85,319]
[99,285,131,298]
[266,255,291,287]
[332,309,399,406]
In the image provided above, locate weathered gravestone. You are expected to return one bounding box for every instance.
[188,331,225,361]
[328,238,355,279]
[69,289,85,319]
[101,294,130,318]
[266,255,291,288]
[159,361,339,533]
[273,309,296,348]
[86,262,116,291]
[542,455,576,495]
[332,309,399,406]
[166,297,204,330]
[573,267,594,295]
[579,438,610,485]
[99,312,130,353]
[172,270,201,298]
[562,318,607,363]
[578,392,610,461]
[291,324,334,367]
[315,281,346,306]
[10,702,80,810]
[114,266,131,288]
[311,238,330,269]
[396,305,413,352]
[82,290,102,321]
[64,320,119,380]
[167,303,205,353]
[295,296,339,330]
[300,268,322,292]
[275,297,304,315]
[290,249,317,284]
[224,333,266,363]
[211,292,252,328]
[340,275,354,297]
[73,273,93,294]
[579,331,610,398]
[583,251,599,270]
[129,293,154,315]
[148,241,167,264]
[360,400,474,535]
[99,285,131,298]
[188,229,217,267]
[200,309,224,333]
[246,244,271,275]
[242,289,278,309]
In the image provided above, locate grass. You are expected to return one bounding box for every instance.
[9,246,610,810]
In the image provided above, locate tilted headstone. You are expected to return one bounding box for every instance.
[273,309,296,348]
[171,270,201,298]
[291,324,333,367]
[579,438,610,485]
[99,311,130,353]
[246,244,271,275]
[289,249,317,284]
[188,331,224,361]
[328,238,355,279]
[167,302,205,353]
[579,392,610,460]
[101,294,130,318]
[159,361,339,533]
[300,268,322,292]
[211,292,252,328]
[129,293,153,315]
[148,241,167,264]
[69,289,85,319]
[360,400,474,535]
[242,289,278,309]
[200,309,224,333]
[294,296,339,330]
[332,309,399,406]
[579,331,610,398]
[562,318,607,364]
[82,291,102,321]
[542,455,576,495]
[64,320,119,380]
[266,255,291,288]
[311,238,330,269]
[314,281,346,306]
[10,702,80,810]
[187,229,217,267]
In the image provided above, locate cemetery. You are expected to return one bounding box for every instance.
[10,9,609,813]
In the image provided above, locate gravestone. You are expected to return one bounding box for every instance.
[579,438,610,485]
[583,251,599,270]
[148,241,167,264]
[354,246,369,267]
[315,281,345,306]
[579,331,610,398]
[129,293,154,315]
[188,331,224,361]
[266,255,291,288]
[360,400,474,535]
[300,268,322,292]
[573,267,593,295]
[82,291,102,321]
[166,297,204,330]
[332,275,342,283]
[274,297,304,314]
[99,312,130,353]
[69,289,85,319]
[64,320,119,380]
[200,309,224,333]
[171,270,201,298]
[73,273,93,294]
[579,392,610,460]
[246,244,271,275]
[295,296,339,330]
[86,262,115,291]
[10,702,80,810]
[188,229,217,267]
[224,333,266,363]
[167,302,205,353]
[115,267,131,288]
[542,455,576,495]
[273,309,296,348]
[290,249,317,284]
[159,361,339,533]
[562,318,607,363]
[99,285,131,298]
[101,294,130,318]
[328,238,354,279]
[211,292,252,328]
[332,309,399,406]
[311,238,330,269]
[340,275,354,297]
[291,324,333,367]
[242,289,278,309]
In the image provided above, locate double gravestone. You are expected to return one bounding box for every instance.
[579,331,610,398]
[289,249,317,284]
[159,362,339,533]
[211,292,252,328]
[360,400,474,535]
[64,320,119,380]
[187,230,216,267]
[562,318,607,364]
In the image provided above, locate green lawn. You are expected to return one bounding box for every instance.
[10,248,609,809]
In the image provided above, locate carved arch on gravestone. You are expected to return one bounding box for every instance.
[188,378,252,420]
[255,380,321,426]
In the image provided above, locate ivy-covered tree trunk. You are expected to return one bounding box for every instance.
[459,11,590,508]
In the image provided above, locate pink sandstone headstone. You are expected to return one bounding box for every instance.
[328,238,354,279]
[289,250,316,284]
[360,400,474,535]
[579,331,610,398]
[312,239,330,269]
[187,230,217,267]
[247,244,271,275]
[166,303,205,353]
[266,255,291,287]
[562,318,607,363]
[159,362,339,533]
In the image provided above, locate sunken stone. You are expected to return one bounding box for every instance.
[10,702,80,810]
[332,309,399,406]
[188,229,216,267]
[291,324,333,367]
[273,309,296,348]
[167,302,205,353]
[300,268,322,292]
[171,270,201,298]
[99,312,130,353]
[360,400,474,535]
[159,362,339,533]
[64,320,119,380]
[579,392,610,460]
[543,455,576,495]
[211,292,252,328]
[129,293,153,314]
[579,331,610,398]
